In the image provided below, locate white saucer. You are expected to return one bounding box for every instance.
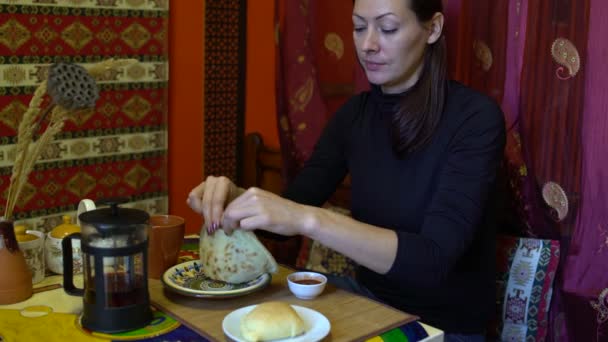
[222,304,331,342]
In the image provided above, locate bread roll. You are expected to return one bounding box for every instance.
[240,302,305,341]
[199,228,278,283]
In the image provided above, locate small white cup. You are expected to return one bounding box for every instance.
[287,271,327,300]
[18,230,45,284]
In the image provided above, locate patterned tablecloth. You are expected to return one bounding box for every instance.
[0,238,433,342]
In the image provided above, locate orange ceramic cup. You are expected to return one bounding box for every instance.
[147,215,185,279]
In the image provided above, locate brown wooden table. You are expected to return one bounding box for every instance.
[149,265,418,341]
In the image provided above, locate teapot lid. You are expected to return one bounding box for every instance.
[78,198,149,233]
[50,215,80,238]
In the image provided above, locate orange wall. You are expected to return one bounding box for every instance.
[169,1,278,234]
[245,0,279,148]
[168,0,205,234]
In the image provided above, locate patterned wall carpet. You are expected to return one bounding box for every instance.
[0,0,169,233]
[204,0,246,182]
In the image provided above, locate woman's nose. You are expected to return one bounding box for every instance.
[362,30,379,52]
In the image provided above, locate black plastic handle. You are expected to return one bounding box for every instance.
[62,232,84,296]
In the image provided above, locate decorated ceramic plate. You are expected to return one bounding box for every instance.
[222,304,331,342]
[161,260,271,298]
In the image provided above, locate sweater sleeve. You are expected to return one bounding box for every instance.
[282,98,355,206]
[385,100,506,288]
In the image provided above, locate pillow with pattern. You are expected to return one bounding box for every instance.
[492,235,560,341]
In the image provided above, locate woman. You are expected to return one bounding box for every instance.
[188,0,505,340]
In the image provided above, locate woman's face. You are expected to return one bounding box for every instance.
[353,0,431,94]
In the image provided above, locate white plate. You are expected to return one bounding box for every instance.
[222,304,331,342]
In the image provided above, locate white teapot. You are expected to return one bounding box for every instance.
[44,199,96,274]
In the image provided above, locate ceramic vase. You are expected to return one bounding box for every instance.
[0,218,33,304]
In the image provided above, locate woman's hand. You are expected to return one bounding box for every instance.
[221,187,317,236]
[186,176,243,232]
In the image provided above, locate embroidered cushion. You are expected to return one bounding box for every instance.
[296,205,357,277]
[493,235,560,341]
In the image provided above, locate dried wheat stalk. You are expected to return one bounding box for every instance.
[3,59,138,220]
[5,82,49,218]
[6,107,69,218]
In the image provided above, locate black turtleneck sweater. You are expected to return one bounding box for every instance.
[284,81,506,334]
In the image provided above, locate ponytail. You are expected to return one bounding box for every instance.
[390,35,448,158]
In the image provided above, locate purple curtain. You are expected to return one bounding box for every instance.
[559,0,608,340]
[445,0,607,340]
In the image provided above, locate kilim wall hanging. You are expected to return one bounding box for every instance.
[0,1,170,233]
[204,0,246,182]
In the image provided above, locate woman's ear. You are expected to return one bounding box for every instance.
[427,12,444,44]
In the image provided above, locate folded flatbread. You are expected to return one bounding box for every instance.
[240,301,305,342]
[199,227,278,283]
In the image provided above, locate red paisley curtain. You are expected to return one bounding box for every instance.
[276,0,608,340]
[447,1,608,340]
[275,0,361,184]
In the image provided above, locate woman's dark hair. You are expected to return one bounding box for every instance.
[391,0,447,158]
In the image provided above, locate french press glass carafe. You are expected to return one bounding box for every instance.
[63,198,152,333]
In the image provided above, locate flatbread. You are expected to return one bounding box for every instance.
[240,301,305,342]
[199,227,278,283]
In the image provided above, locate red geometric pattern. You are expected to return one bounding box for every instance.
[0,5,167,57]
[0,1,169,232]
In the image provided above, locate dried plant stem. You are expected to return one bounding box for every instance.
[3,59,135,219]
[5,107,68,219]
[5,82,48,219]
[18,81,47,138]
[31,104,55,134]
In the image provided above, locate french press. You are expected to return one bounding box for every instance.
[63,198,152,333]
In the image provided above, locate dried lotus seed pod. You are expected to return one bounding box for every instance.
[47,63,100,111]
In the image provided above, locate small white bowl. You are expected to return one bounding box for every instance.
[287,271,327,300]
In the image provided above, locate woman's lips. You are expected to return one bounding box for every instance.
[364,61,384,71]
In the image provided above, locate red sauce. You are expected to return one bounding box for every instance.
[293,279,321,285]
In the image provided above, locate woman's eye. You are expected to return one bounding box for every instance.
[381,28,398,34]
[354,27,366,33]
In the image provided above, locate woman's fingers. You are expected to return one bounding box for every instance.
[201,177,218,231]
[186,181,206,214]
[222,190,297,235]
[205,176,232,230]
[219,187,259,229]
[223,194,268,231]
[209,176,232,233]
[186,176,243,235]
[237,214,271,232]
[227,186,258,207]
[214,186,303,236]
[187,179,216,234]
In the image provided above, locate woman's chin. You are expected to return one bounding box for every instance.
[365,74,387,86]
